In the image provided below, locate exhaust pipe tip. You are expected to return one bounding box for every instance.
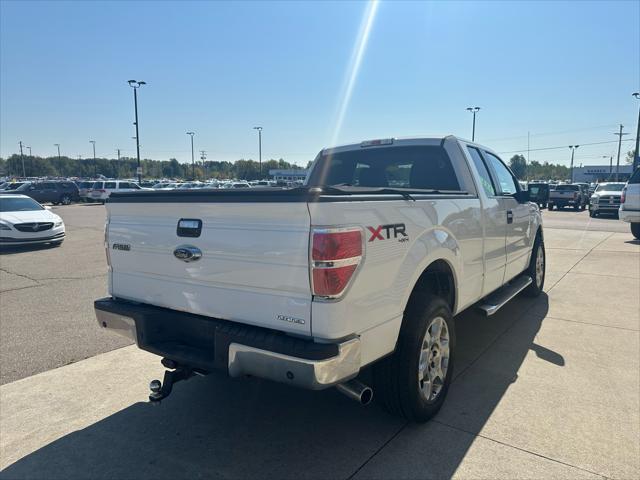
[336,379,373,406]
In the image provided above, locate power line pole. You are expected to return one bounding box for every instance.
[614,124,629,182]
[18,141,25,177]
[200,150,207,179]
[527,131,530,163]
[116,149,121,179]
[54,144,61,161]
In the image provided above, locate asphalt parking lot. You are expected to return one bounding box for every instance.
[1,204,639,479]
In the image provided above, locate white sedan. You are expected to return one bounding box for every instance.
[0,194,65,246]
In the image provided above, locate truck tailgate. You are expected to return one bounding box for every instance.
[106,201,312,336]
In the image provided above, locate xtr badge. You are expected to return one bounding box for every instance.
[367,223,408,242]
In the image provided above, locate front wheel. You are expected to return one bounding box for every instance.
[374,295,455,423]
[589,209,597,218]
[524,234,545,297]
[631,223,640,240]
[60,195,72,205]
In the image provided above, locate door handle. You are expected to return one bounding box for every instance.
[507,210,513,224]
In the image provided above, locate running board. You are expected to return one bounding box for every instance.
[478,276,532,316]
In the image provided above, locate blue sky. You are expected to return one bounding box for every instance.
[1,0,638,167]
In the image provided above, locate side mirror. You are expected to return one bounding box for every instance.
[513,190,530,203]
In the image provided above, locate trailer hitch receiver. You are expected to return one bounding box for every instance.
[148,363,194,403]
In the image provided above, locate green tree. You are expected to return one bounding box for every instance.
[509,154,527,179]
[626,149,636,165]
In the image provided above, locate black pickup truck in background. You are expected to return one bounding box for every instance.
[548,184,587,211]
[527,182,550,209]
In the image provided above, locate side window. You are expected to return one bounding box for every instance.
[41,183,56,190]
[467,147,496,197]
[105,182,117,189]
[118,182,130,189]
[130,183,141,190]
[483,151,518,195]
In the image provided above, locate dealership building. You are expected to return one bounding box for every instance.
[572,164,634,183]
[269,169,310,182]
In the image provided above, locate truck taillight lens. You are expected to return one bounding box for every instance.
[621,187,627,204]
[311,228,363,298]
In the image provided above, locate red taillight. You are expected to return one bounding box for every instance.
[99,189,106,193]
[621,187,627,204]
[311,228,362,298]
[313,230,362,260]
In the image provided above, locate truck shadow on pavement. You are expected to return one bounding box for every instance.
[1,295,558,480]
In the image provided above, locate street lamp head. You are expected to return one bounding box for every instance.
[186,131,195,136]
[253,126,263,131]
[632,92,640,99]
[138,81,146,86]
[466,107,480,113]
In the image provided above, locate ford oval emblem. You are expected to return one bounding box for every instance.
[173,245,202,262]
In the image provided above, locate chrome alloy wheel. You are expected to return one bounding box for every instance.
[418,316,450,402]
[535,244,544,288]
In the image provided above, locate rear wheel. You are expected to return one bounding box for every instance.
[60,195,71,205]
[631,223,640,240]
[548,203,554,211]
[374,294,455,423]
[524,233,545,297]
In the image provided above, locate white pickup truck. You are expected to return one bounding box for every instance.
[95,136,544,422]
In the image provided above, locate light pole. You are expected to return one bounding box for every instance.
[128,80,146,184]
[253,126,263,177]
[18,141,25,177]
[186,132,195,179]
[90,140,97,177]
[613,125,629,182]
[54,143,61,161]
[466,107,480,141]
[569,145,579,182]
[633,92,640,171]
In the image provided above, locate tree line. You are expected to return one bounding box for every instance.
[509,149,636,181]
[0,155,309,181]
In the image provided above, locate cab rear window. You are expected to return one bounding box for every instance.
[307,145,461,191]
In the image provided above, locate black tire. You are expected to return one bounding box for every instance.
[60,195,71,205]
[548,203,554,211]
[573,204,579,211]
[589,209,597,218]
[542,203,548,209]
[52,202,60,206]
[631,223,640,240]
[580,204,586,211]
[524,233,545,297]
[373,294,455,423]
